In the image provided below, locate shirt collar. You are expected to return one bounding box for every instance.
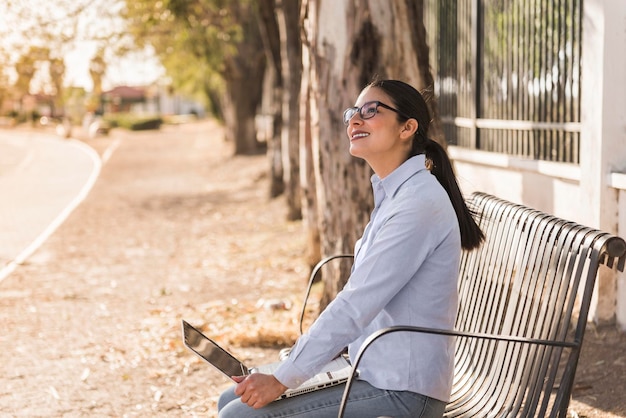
[371,154,428,199]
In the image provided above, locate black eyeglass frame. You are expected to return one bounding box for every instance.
[342,101,411,126]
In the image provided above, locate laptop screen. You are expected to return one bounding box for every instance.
[182,320,248,377]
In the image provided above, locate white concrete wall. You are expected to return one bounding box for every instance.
[448,149,582,223]
[611,175,626,330]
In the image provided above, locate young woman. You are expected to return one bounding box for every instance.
[217,79,484,418]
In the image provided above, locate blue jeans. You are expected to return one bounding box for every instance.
[217,380,447,418]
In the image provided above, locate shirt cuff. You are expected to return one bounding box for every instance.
[273,358,310,389]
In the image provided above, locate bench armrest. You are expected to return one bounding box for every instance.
[337,325,578,418]
[299,254,354,335]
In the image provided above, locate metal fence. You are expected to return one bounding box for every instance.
[424,0,582,164]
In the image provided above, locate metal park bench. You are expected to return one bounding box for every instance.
[298,192,626,418]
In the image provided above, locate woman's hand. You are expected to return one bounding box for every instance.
[233,374,288,409]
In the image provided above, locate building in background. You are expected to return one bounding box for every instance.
[99,84,204,118]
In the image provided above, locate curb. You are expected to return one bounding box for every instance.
[0,136,102,283]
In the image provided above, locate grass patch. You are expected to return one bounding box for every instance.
[103,113,163,131]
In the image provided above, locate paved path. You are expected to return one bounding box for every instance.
[0,129,101,281]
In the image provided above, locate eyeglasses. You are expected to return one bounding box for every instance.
[342,101,408,125]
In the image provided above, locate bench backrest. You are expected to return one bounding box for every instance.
[447,192,626,417]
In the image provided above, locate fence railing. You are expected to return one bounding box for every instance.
[425,0,582,164]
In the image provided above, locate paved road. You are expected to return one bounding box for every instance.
[0,129,101,281]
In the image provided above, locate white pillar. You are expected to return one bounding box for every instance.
[616,185,626,330]
[580,0,626,324]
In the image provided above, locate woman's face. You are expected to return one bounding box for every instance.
[346,87,414,177]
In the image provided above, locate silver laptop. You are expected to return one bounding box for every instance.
[181,320,352,399]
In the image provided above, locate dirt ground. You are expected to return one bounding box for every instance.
[0,120,624,417]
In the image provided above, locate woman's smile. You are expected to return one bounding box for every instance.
[350,130,370,141]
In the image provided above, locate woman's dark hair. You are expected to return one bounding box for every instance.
[368,79,484,250]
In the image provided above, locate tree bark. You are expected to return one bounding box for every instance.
[299,4,321,270]
[221,4,267,155]
[302,0,440,311]
[257,0,285,196]
[277,0,303,221]
[221,60,265,154]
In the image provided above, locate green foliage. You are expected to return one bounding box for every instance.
[103,113,162,130]
[121,0,252,116]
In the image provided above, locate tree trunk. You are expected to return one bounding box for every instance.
[302,0,440,311]
[257,0,285,196]
[277,0,303,221]
[221,4,267,155]
[299,17,322,270]
[222,63,265,154]
[407,0,445,143]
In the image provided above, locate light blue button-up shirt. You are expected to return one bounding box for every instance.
[274,154,461,402]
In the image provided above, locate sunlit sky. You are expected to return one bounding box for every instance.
[0,0,165,92]
[63,43,165,91]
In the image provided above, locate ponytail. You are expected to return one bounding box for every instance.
[423,138,484,250]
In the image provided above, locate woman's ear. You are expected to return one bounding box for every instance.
[400,118,419,140]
